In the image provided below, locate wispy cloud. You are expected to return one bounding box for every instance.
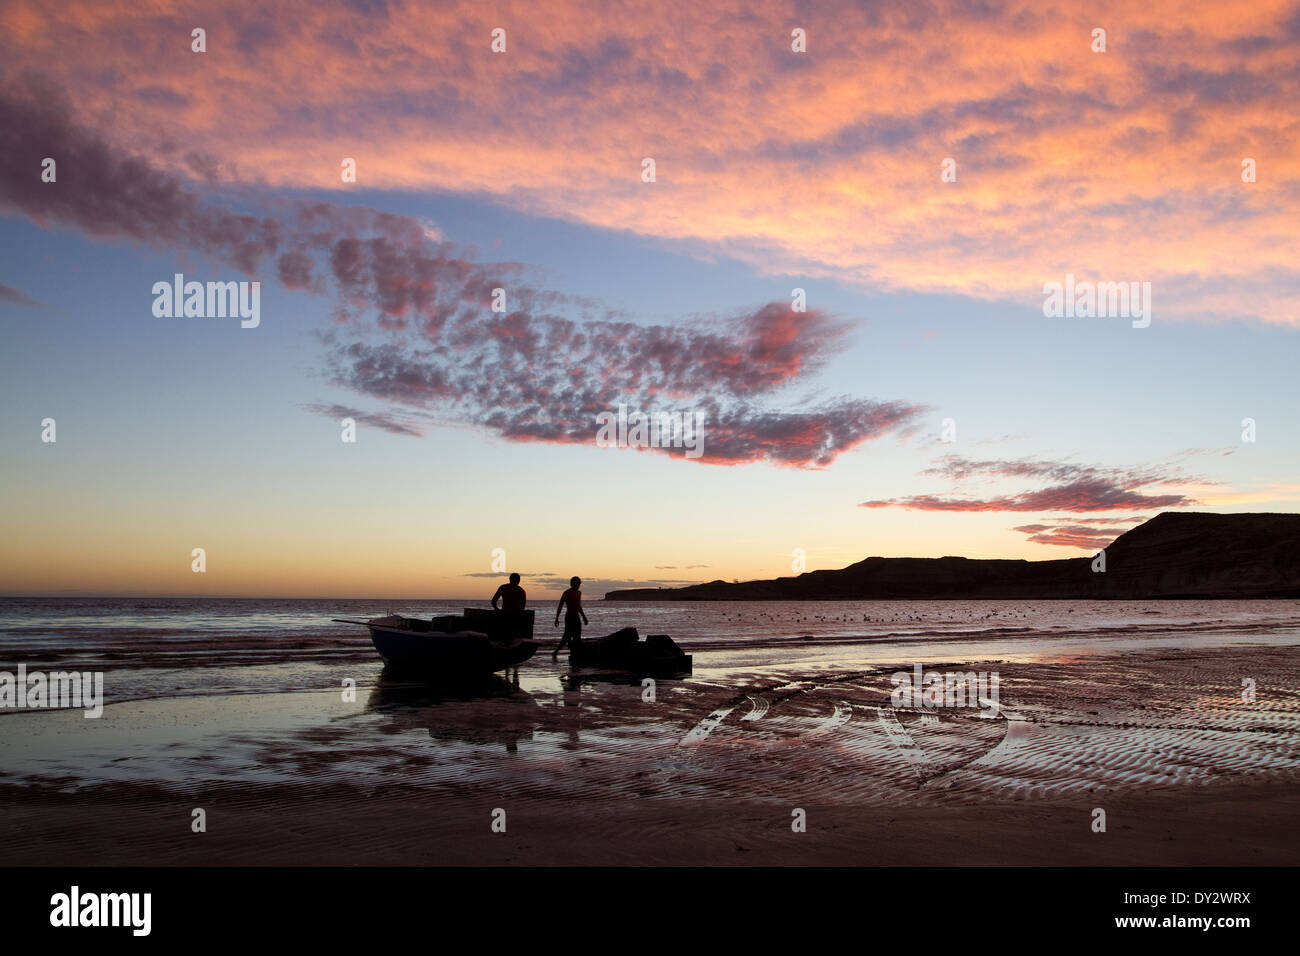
[861,455,1203,513]
[1012,517,1146,549]
[460,571,560,579]
[1,81,924,468]
[0,283,40,308]
[299,403,426,438]
[466,572,704,591]
[5,0,1298,323]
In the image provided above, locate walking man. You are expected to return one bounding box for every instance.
[553,576,589,659]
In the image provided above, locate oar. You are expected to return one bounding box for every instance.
[331,618,373,626]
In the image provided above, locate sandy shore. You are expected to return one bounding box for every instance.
[4,781,1299,866]
[2,642,1297,865]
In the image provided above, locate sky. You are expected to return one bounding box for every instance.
[1,0,1298,598]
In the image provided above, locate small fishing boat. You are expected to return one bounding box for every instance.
[334,608,539,677]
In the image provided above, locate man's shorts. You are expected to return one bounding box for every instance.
[562,614,582,641]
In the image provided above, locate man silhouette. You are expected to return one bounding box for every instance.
[553,576,589,659]
[491,573,527,611]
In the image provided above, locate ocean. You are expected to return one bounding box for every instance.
[3,596,1300,867]
[1,596,1298,707]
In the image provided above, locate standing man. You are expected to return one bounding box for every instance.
[491,572,527,611]
[553,576,589,659]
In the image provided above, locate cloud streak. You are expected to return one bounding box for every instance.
[1012,517,1147,549]
[299,403,426,438]
[0,283,40,308]
[861,455,1202,513]
[1,80,923,467]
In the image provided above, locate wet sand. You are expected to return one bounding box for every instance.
[5,782,1298,866]
[2,642,1298,865]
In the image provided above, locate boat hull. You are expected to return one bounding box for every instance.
[367,614,538,677]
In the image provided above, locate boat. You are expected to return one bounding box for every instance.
[334,608,539,677]
[569,627,692,675]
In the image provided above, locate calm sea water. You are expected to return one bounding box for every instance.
[3,595,1299,658]
[1,596,1298,705]
[4,597,1299,808]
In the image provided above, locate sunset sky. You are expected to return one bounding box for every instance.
[2,0,1298,598]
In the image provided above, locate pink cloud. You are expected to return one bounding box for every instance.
[0,283,40,307]
[861,456,1203,512]
[3,0,1298,323]
[1012,517,1147,549]
[1,82,923,467]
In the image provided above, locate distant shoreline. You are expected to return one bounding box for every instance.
[606,513,1300,602]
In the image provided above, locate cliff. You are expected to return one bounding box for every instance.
[604,512,1300,600]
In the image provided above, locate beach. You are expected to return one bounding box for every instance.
[1,599,1298,866]
[5,0,1300,898]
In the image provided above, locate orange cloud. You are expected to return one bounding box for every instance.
[3,0,1299,322]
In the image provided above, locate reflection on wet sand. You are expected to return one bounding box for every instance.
[366,669,540,753]
[2,644,1300,865]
